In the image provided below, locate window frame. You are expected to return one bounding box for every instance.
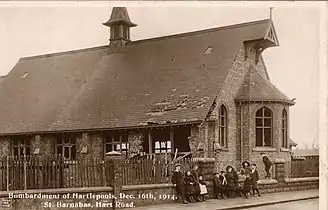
[218,105,228,147]
[11,136,31,156]
[255,107,273,147]
[281,109,288,148]
[55,134,77,160]
[103,131,129,159]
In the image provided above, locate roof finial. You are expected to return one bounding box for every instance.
[269,7,273,20]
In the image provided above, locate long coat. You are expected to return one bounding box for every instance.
[184,174,197,195]
[225,172,237,191]
[251,170,260,189]
[243,177,252,192]
[171,171,186,198]
[191,170,201,193]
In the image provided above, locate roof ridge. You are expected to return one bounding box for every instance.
[19,19,270,61]
[20,45,109,61]
[130,19,270,45]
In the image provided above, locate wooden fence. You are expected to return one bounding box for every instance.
[285,158,319,178]
[0,155,112,191]
[122,154,193,185]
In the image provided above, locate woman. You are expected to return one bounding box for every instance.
[225,166,237,198]
[242,161,251,175]
[184,170,197,202]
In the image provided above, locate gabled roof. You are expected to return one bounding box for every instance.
[0,19,277,134]
[235,65,293,104]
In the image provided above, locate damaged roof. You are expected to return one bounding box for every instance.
[0,19,277,134]
[235,65,293,104]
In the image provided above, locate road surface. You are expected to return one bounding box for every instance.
[248,198,318,210]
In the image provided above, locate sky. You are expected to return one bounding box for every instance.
[0,2,323,148]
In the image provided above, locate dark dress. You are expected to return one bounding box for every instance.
[172,171,186,200]
[213,176,222,195]
[191,170,201,194]
[251,170,260,189]
[243,177,252,192]
[184,175,197,195]
[225,172,237,191]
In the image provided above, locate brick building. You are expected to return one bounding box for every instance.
[0,7,294,177]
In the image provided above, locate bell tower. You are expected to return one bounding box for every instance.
[103,7,137,53]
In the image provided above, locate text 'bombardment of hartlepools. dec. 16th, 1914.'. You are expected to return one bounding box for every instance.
[8,192,176,208]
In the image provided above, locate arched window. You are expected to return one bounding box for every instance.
[219,105,227,147]
[282,109,288,148]
[255,107,272,147]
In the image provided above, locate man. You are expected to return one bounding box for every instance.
[261,153,273,179]
[171,163,188,204]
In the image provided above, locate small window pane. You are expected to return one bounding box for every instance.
[64,147,70,159]
[106,144,112,153]
[155,141,160,149]
[155,149,160,154]
[25,147,30,155]
[264,128,272,146]
[116,144,121,150]
[264,108,271,117]
[57,146,63,155]
[71,145,76,160]
[256,118,263,127]
[167,141,171,149]
[161,142,166,148]
[264,118,271,127]
[256,109,263,117]
[256,128,263,146]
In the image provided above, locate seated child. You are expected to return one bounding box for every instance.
[198,175,208,201]
[184,171,197,202]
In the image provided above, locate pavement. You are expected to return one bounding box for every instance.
[133,189,319,210]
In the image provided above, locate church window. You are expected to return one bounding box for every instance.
[255,107,272,147]
[219,105,227,147]
[282,109,288,148]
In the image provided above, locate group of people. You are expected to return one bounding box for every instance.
[213,161,260,199]
[171,153,273,204]
[171,164,208,204]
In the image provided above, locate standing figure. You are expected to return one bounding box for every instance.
[191,165,202,202]
[184,170,197,202]
[243,173,252,199]
[171,163,188,204]
[261,153,273,179]
[250,164,261,197]
[213,172,224,199]
[225,166,237,198]
[242,161,252,175]
[237,169,246,197]
[198,175,208,201]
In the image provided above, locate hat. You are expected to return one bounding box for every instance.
[214,172,220,175]
[220,171,226,174]
[174,163,181,168]
[226,166,233,171]
[242,161,250,167]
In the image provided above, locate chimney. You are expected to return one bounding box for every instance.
[103,7,137,54]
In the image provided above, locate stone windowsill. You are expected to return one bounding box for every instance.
[252,147,277,152]
[285,177,319,183]
[280,148,290,152]
[0,186,114,197]
[258,179,278,185]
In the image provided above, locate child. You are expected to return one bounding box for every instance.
[198,175,208,201]
[243,173,252,199]
[171,163,188,204]
[191,165,202,202]
[220,171,228,198]
[184,170,197,202]
[250,164,261,197]
[226,166,237,198]
[237,169,246,197]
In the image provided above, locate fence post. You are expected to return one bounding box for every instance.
[105,151,123,210]
[6,156,9,191]
[274,159,286,183]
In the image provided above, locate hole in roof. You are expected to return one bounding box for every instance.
[21,72,28,79]
[204,45,214,54]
